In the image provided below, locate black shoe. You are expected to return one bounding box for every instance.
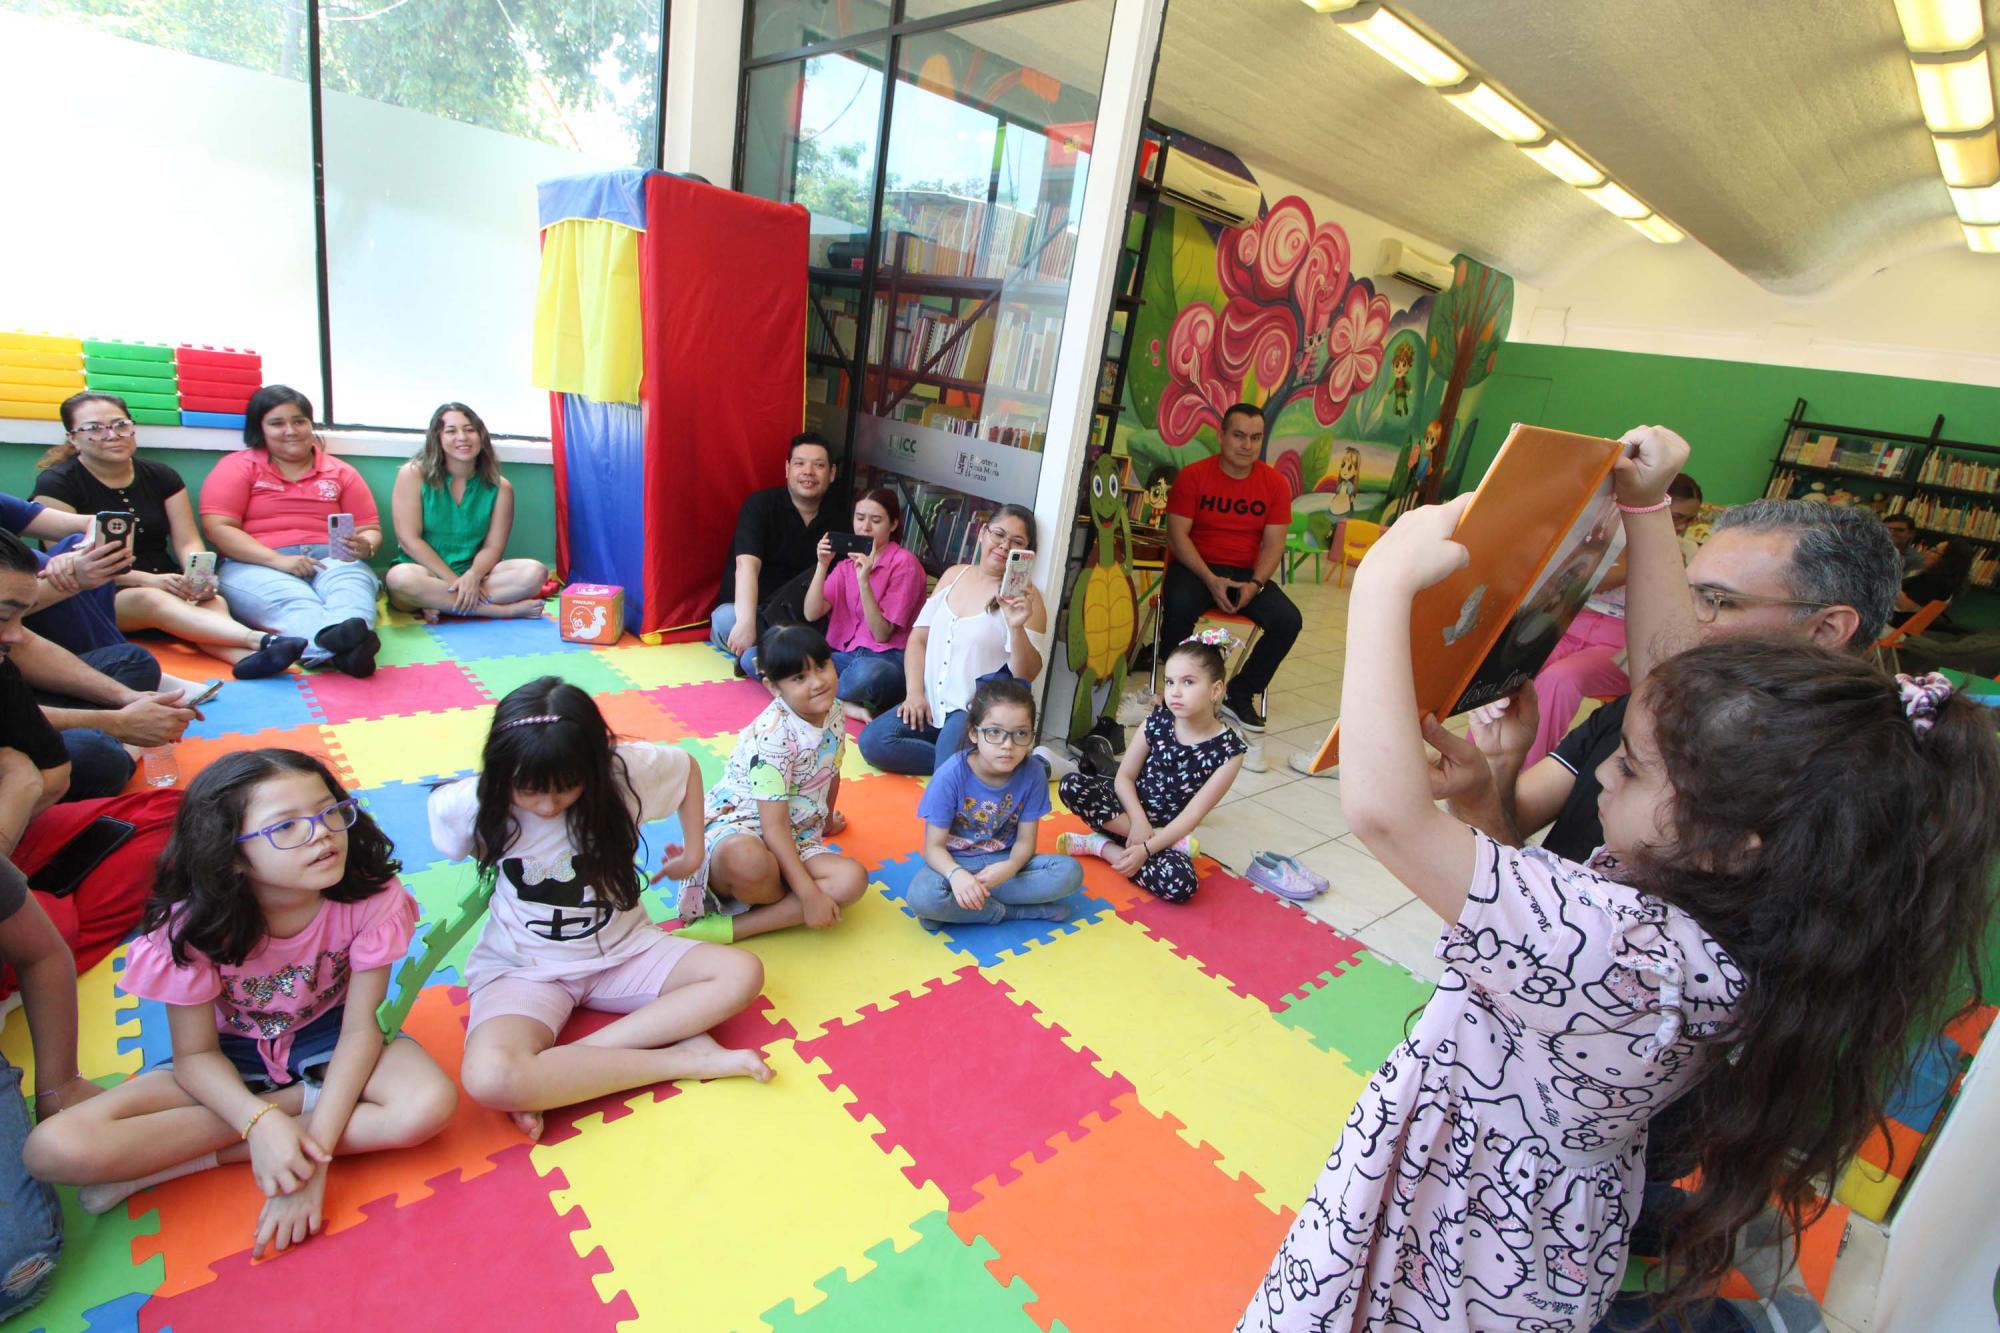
[314,617,374,656]
[330,632,381,678]
[233,634,308,679]
[1222,693,1266,733]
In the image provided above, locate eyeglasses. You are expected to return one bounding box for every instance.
[985,526,1029,550]
[237,799,360,850]
[69,419,135,441]
[975,725,1034,746]
[1689,584,1830,623]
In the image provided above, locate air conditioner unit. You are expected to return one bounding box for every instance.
[1380,240,1455,294]
[1158,147,1261,228]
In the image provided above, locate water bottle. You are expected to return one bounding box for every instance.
[140,745,179,788]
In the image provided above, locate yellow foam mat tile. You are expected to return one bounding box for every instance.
[0,401,62,421]
[531,1039,945,1331]
[322,709,493,787]
[994,915,1366,1211]
[597,642,738,690]
[1,944,140,1082]
[739,882,959,1041]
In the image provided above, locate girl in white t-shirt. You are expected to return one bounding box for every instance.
[429,677,771,1140]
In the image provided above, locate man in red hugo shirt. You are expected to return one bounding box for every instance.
[1162,403,1300,737]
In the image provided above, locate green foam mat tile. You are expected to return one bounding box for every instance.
[81,340,173,362]
[81,357,175,379]
[128,408,180,426]
[83,374,180,396]
[762,1212,1062,1333]
[97,391,178,412]
[1274,949,1434,1076]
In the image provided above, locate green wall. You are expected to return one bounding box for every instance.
[1464,345,2000,627]
[1467,344,2000,505]
[0,439,557,572]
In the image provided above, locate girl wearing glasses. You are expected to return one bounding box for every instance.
[857,503,1048,776]
[694,624,868,939]
[906,677,1081,929]
[31,393,308,678]
[199,386,385,677]
[24,750,456,1259]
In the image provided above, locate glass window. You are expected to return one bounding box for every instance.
[749,0,895,58]
[0,4,321,398]
[853,0,1115,569]
[320,1,664,433]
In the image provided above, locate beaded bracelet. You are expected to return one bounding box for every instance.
[242,1103,276,1140]
[1616,497,1672,514]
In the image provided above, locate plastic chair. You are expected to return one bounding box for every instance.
[1336,519,1384,588]
[1282,511,1333,585]
[1876,599,1948,674]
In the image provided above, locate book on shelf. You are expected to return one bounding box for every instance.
[1300,425,1626,773]
[1971,549,1999,588]
[1778,429,1910,477]
[1902,494,2000,542]
[882,197,1080,284]
[1918,451,2000,495]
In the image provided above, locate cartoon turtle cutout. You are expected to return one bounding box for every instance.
[1066,453,1138,743]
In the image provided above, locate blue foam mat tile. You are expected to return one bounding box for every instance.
[182,674,320,738]
[416,614,587,661]
[356,775,471,867]
[872,854,1113,966]
[178,410,245,429]
[78,1289,149,1332]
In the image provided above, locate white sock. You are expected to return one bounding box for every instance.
[1058,832,1111,858]
[78,1150,219,1215]
[1168,834,1197,855]
[300,1079,322,1113]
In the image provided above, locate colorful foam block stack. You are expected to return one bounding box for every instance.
[175,345,262,430]
[83,338,180,426]
[1834,1001,1994,1221]
[0,331,87,422]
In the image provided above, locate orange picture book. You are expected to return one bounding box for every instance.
[1304,424,1626,772]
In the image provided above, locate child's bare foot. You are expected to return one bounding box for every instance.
[825,810,847,836]
[669,1031,774,1083]
[509,1109,545,1141]
[846,703,874,724]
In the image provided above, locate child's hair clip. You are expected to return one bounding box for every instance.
[501,713,562,730]
[1183,627,1236,650]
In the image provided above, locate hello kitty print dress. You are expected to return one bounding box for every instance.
[1240,834,1743,1332]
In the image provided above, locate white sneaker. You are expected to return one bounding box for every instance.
[1287,751,1339,779]
[1242,739,1267,773]
[1032,744,1080,780]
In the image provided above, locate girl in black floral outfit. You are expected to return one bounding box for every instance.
[1057,633,1246,902]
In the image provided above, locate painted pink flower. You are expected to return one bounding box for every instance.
[1314,283,1391,424]
[1157,303,1229,446]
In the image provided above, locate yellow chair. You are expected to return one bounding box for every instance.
[1335,519,1383,588]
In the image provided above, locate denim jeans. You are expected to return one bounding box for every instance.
[0,1060,63,1322]
[905,850,1083,924]
[831,648,905,712]
[31,643,162,800]
[856,707,970,776]
[708,604,756,675]
[217,545,379,666]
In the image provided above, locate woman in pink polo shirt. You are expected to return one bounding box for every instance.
[199,387,384,677]
[799,487,927,719]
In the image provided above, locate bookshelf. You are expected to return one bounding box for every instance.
[1763,398,2000,592]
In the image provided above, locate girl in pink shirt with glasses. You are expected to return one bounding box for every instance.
[23,750,456,1259]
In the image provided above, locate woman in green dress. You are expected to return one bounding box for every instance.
[386,403,548,619]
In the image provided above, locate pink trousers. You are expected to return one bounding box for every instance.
[1526,609,1628,766]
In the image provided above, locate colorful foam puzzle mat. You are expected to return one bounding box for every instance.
[0,606,1436,1333]
[177,410,246,431]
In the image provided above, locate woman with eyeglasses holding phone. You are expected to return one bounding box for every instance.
[856,503,1048,776]
[31,394,308,678]
[199,386,385,677]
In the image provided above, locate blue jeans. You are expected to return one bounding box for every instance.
[708,604,756,675]
[857,707,970,776]
[218,545,379,666]
[0,1060,63,1322]
[906,850,1083,924]
[31,643,162,800]
[831,648,905,712]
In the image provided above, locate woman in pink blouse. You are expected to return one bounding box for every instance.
[800,487,927,719]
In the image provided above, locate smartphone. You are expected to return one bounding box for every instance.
[827,531,871,560]
[27,816,136,899]
[327,513,356,560]
[93,511,137,556]
[1000,547,1035,602]
[184,551,216,581]
[185,679,224,707]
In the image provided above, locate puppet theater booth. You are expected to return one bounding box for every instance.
[533,169,808,636]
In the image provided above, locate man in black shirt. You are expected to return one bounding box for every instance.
[709,434,846,672]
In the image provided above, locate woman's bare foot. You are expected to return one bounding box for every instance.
[509,1109,545,1141]
[668,1031,774,1083]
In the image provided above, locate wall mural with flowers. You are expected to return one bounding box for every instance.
[1119,181,1513,528]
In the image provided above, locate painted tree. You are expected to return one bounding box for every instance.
[1417,255,1513,506]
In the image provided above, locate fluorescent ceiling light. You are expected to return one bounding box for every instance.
[1335,5,1467,87]
[1298,0,1362,10]
[1520,137,1604,186]
[1933,128,2000,186]
[1443,81,1541,142]
[1966,223,2000,252]
[1627,215,1685,244]
[1909,48,1995,132]
[1950,179,2000,223]
[1581,181,1650,219]
[1893,0,1985,53]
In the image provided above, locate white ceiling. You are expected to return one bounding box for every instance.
[1147,0,1987,295]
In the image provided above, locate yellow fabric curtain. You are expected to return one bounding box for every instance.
[532,218,643,405]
